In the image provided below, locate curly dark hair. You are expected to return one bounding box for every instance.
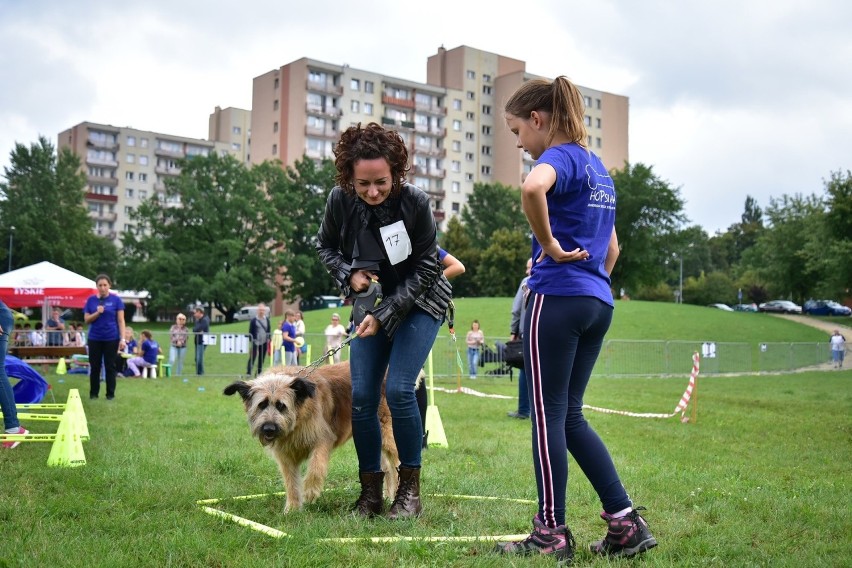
[333,122,409,197]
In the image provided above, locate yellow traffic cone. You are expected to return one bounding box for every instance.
[56,357,67,375]
[47,411,86,467]
[424,350,448,448]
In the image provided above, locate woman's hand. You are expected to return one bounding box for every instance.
[537,238,589,264]
[353,314,380,338]
[349,270,377,293]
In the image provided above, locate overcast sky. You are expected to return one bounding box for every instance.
[1,0,849,235]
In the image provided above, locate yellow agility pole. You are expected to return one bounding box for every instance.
[424,349,448,448]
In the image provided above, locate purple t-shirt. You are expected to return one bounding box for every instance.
[281,321,298,353]
[141,339,160,364]
[527,143,616,305]
[84,293,125,341]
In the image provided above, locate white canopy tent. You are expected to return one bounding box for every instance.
[0,262,97,316]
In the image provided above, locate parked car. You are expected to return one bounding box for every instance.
[233,305,262,321]
[733,303,759,312]
[803,299,852,317]
[758,300,802,314]
[707,303,734,311]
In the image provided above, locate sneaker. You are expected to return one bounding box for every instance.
[495,514,574,564]
[2,427,29,449]
[590,507,657,557]
[507,411,529,419]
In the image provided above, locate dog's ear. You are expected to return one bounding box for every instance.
[223,381,251,401]
[290,377,317,404]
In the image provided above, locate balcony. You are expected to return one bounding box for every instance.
[89,211,117,222]
[306,80,343,96]
[94,229,117,240]
[381,117,415,130]
[85,192,118,203]
[87,175,118,186]
[86,156,118,168]
[413,145,446,159]
[432,209,446,222]
[414,102,447,116]
[381,94,415,109]
[86,137,119,150]
[425,188,446,200]
[154,146,185,158]
[306,104,342,118]
[414,165,446,179]
[155,165,182,176]
[305,124,339,138]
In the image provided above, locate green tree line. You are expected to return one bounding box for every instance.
[2,137,849,318]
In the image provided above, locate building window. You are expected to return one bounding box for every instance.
[596,118,602,128]
[451,202,460,213]
[139,190,148,200]
[596,98,601,109]
[585,115,592,126]
[232,142,241,150]
[274,78,279,89]
[466,91,475,100]
[452,120,462,131]
[126,154,135,164]
[466,111,475,120]
[482,85,492,95]
[466,70,475,79]
[124,206,133,215]
[140,138,148,148]
[453,99,462,110]
[350,78,360,90]
[272,144,278,155]
[482,145,491,156]
[465,132,475,141]
[125,188,134,199]
[351,100,360,112]
[127,135,136,146]
[451,181,460,193]
[273,100,279,111]
[365,80,374,93]
[451,160,461,172]
[482,104,491,115]
[273,122,279,133]
[481,165,491,175]
[482,74,491,83]
[584,96,592,107]
[465,152,474,161]
[465,173,474,182]
[364,102,373,115]
[139,155,148,166]
[587,135,592,146]
[596,137,602,148]
[452,140,461,152]
[482,125,491,135]
[125,171,134,180]
[138,173,147,182]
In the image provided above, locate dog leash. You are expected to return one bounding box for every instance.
[296,333,358,378]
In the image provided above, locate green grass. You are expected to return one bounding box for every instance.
[2,300,847,567]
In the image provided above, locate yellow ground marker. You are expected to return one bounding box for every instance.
[424,350,448,448]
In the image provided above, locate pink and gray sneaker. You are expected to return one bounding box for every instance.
[590,506,657,557]
[2,427,30,449]
[495,514,575,564]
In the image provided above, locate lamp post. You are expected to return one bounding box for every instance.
[7,225,14,272]
[671,251,683,304]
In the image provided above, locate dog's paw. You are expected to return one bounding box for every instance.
[303,485,322,503]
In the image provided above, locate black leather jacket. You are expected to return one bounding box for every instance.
[316,184,451,339]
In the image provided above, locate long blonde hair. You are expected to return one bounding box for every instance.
[504,76,588,148]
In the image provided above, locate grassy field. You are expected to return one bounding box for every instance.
[1,300,849,567]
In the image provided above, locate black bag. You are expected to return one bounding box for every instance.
[504,339,524,369]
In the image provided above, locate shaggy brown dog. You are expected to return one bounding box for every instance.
[224,362,399,513]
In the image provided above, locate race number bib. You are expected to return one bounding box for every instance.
[379,220,412,265]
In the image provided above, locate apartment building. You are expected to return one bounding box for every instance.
[249,45,629,230]
[58,122,230,242]
[208,106,251,164]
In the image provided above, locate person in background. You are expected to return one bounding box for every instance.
[417,246,465,448]
[465,320,484,379]
[168,313,189,376]
[246,303,271,377]
[496,76,653,563]
[45,308,65,346]
[280,310,299,366]
[324,313,348,364]
[1,299,29,448]
[507,258,533,419]
[64,323,85,347]
[29,322,46,347]
[830,329,846,368]
[193,306,209,375]
[317,122,451,520]
[117,327,137,376]
[126,330,159,377]
[84,274,126,400]
[294,311,306,363]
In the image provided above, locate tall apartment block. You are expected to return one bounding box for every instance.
[208,106,252,164]
[58,122,230,242]
[249,45,629,230]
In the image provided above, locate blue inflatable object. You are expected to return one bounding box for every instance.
[6,355,49,404]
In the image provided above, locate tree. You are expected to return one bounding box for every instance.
[439,215,478,297]
[119,153,309,321]
[0,136,117,276]
[610,163,687,295]
[821,170,852,296]
[474,228,529,297]
[460,182,528,250]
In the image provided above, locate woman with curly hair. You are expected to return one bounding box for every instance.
[317,122,451,519]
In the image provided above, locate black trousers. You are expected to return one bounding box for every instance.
[247,342,268,376]
[88,339,120,398]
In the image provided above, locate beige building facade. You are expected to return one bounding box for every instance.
[208,106,251,164]
[58,122,230,243]
[249,45,629,230]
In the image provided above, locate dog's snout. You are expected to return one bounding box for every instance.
[261,422,280,438]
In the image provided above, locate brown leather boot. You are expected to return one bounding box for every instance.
[353,471,385,518]
[387,466,422,519]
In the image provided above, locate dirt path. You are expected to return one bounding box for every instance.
[770,313,852,335]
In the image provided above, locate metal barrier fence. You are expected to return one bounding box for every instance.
[117,332,837,379]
